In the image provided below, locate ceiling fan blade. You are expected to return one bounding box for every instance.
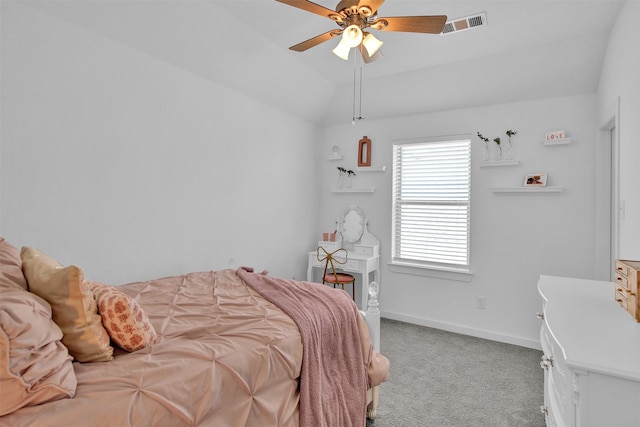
[358,0,385,15]
[276,0,345,23]
[289,30,342,52]
[359,44,383,63]
[375,15,447,33]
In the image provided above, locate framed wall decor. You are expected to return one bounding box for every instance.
[524,173,547,187]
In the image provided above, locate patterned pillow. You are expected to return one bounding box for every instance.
[86,281,158,352]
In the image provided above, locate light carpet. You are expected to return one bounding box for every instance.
[366,318,546,427]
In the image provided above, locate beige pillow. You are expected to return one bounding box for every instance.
[0,289,77,415]
[87,281,158,352]
[20,247,113,362]
[0,237,28,291]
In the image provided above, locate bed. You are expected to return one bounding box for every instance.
[0,238,389,426]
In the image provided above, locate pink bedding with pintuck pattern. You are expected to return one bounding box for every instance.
[2,267,388,427]
[3,269,303,426]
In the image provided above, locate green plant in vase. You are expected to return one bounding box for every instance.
[505,129,517,160]
[337,166,346,188]
[493,137,502,161]
[346,169,356,188]
[477,132,490,161]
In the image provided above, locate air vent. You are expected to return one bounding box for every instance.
[441,12,487,35]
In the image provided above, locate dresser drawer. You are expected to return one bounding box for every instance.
[615,260,629,278]
[342,259,362,270]
[615,291,628,310]
[539,323,552,356]
[314,257,361,271]
[614,273,629,290]
[354,244,379,257]
[546,338,574,427]
[317,241,340,253]
[539,311,576,427]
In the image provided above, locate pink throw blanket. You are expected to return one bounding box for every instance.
[236,268,368,427]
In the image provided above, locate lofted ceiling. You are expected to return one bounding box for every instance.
[16,0,625,125]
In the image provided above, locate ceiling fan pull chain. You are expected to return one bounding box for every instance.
[352,51,357,124]
[352,66,356,125]
[352,52,365,124]
[358,66,364,121]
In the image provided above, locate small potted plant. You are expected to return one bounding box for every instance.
[337,167,346,188]
[477,132,490,161]
[505,129,517,160]
[346,169,356,188]
[493,137,502,161]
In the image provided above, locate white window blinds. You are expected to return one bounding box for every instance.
[392,137,471,270]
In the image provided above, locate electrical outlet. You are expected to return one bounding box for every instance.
[476,296,487,309]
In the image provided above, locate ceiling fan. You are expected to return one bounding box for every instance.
[276,0,447,63]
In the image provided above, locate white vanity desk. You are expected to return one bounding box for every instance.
[308,204,380,310]
[306,251,379,310]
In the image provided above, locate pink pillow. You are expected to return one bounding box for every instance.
[0,237,28,291]
[0,289,77,415]
[86,281,158,352]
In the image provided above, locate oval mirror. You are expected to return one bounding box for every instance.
[341,205,365,243]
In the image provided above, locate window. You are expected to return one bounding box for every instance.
[391,136,471,272]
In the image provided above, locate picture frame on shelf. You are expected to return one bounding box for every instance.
[524,173,547,187]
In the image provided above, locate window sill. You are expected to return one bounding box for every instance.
[388,262,473,282]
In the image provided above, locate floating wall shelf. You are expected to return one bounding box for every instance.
[331,188,375,194]
[479,160,520,167]
[356,166,386,172]
[492,186,563,193]
[542,138,572,146]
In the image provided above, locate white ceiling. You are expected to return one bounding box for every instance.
[19,0,625,125]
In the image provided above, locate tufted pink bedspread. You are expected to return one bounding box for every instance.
[3,269,302,426]
[2,268,387,427]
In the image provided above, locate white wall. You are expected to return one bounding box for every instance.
[597,0,640,260]
[318,94,600,348]
[0,3,320,284]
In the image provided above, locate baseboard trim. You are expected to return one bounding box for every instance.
[381,310,542,351]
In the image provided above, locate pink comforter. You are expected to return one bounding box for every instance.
[2,269,388,427]
[2,270,302,426]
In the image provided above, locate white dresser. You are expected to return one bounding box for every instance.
[537,275,640,427]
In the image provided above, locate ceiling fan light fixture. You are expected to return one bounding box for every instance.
[359,43,383,63]
[342,24,363,48]
[278,0,447,66]
[332,39,351,60]
[362,32,383,56]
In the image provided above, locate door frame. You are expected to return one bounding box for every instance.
[596,96,620,280]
